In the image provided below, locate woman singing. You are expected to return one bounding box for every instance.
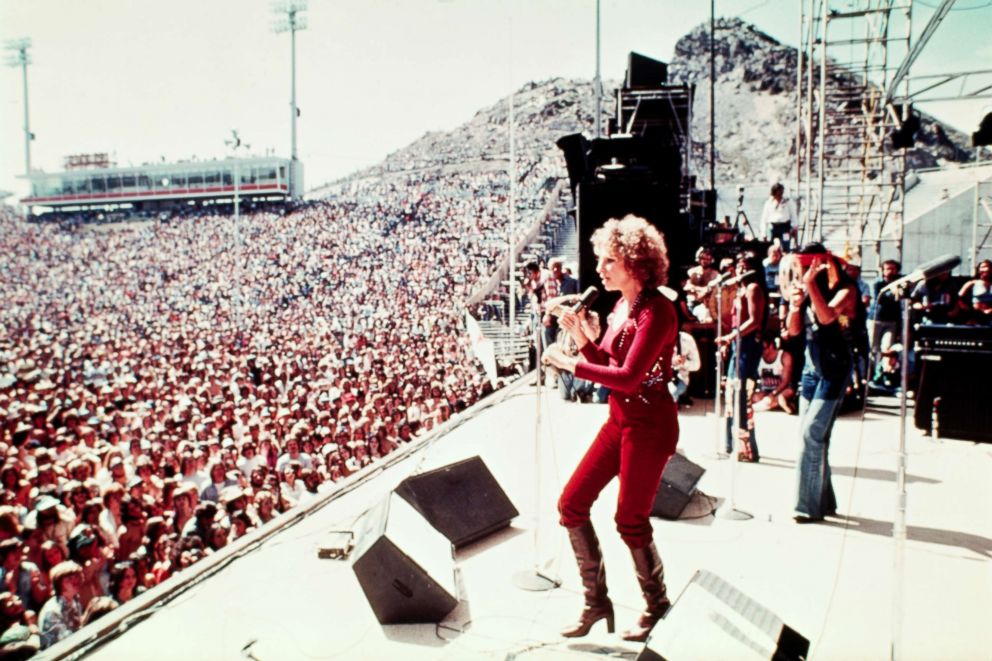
[541,215,678,642]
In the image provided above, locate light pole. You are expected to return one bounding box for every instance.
[5,38,33,179]
[594,0,602,138]
[225,130,251,330]
[225,129,251,223]
[272,1,307,200]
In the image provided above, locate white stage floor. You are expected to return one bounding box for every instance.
[49,383,991,661]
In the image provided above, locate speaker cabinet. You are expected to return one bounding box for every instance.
[351,493,458,625]
[396,456,519,549]
[651,453,705,520]
[626,52,669,89]
[638,570,809,660]
[914,353,992,442]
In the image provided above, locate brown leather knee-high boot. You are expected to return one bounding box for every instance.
[561,522,615,637]
[621,541,670,642]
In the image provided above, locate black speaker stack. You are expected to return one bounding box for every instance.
[556,51,707,315]
[351,456,518,625]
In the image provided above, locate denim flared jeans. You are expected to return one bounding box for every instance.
[794,360,849,519]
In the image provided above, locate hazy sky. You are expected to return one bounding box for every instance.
[2,0,990,200]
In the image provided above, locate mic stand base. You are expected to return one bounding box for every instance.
[512,568,561,592]
[716,504,754,521]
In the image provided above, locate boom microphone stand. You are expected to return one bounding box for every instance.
[718,319,753,521]
[713,276,725,458]
[875,253,960,661]
[513,312,561,591]
[717,272,753,521]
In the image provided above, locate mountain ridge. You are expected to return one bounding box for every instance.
[318,18,975,193]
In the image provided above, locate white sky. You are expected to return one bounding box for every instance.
[1,0,990,199]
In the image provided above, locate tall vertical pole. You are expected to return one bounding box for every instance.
[594,0,602,137]
[20,55,31,176]
[273,2,306,200]
[5,39,33,214]
[507,5,517,346]
[795,1,804,206]
[509,90,516,339]
[5,39,33,177]
[891,295,911,661]
[290,13,298,198]
[710,0,716,190]
[804,0,816,241]
[817,0,828,243]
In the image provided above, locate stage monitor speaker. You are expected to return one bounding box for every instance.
[351,493,458,625]
[626,51,668,89]
[651,453,705,520]
[637,570,809,661]
[395,456,519,548]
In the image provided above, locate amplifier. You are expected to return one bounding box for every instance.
[914,351,992,443]
[915,324,992,354]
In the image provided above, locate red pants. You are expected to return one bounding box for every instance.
[559,394,679,548]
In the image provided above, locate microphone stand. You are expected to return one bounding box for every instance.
[713,280,725,458]
[891,289,912,660]
[513,312,561,591]
[718,315,753,521]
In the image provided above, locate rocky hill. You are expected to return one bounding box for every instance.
[320,18,974,193]
[669,17,974,183]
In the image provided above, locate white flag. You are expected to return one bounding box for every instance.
[465,310,498,388]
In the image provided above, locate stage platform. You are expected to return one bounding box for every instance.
[45,381,991,660]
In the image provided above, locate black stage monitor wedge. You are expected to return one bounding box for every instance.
[651,453,706,520]
[351,493,459,625]
[395,456,519,549]
[637,570,810,661]
[626,51,668,89]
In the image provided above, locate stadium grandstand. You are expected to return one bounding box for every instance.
[20,156,299,213]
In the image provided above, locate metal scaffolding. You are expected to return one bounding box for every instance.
[796,0,915,267]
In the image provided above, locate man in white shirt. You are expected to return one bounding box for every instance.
[670,331,701,404]
[759,183,796,252]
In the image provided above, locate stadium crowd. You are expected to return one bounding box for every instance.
[0,146,565,652]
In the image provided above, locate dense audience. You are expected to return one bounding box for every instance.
[0,139,567,651]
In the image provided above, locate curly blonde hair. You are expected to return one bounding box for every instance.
[590,215,670,288]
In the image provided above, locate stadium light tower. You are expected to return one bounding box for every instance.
[4,38,33,177]
[272,1,307,200]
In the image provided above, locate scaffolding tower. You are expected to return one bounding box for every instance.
[796,0,915,267]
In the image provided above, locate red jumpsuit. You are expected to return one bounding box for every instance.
[559,289,679,548]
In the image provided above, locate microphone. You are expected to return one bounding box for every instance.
[571,286,599,313]
[879,254,961,296]
[720,270,757,288]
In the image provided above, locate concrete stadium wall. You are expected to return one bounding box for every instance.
[881,183,992,274]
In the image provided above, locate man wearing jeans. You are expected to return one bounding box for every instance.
[786,243,860,523]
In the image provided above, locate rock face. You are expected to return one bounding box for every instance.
[668,17,974,184]
[329,17,973,191]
